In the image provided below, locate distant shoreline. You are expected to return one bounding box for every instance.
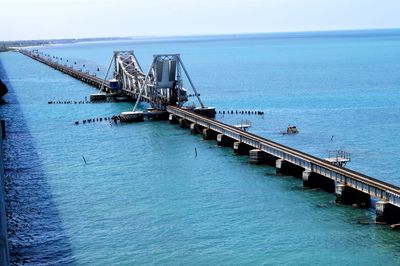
[2,27,400,50]
[0,36,134,50]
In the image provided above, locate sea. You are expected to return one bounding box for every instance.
[1,29,400,265]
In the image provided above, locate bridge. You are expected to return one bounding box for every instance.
[19,49,215,121]
[167,106,400,224]
[19,49,112,92]
[18,48,400,225]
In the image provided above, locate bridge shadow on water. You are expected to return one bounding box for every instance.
[0,59,75,265]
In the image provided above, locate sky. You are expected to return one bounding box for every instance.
[1,0,400,41]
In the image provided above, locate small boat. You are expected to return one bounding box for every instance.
[281,125,299,135]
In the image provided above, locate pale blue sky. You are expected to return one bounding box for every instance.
[1,0,400,41]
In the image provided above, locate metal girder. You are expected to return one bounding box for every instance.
[113,51,206,112]
[113,51,146,98]
[132,54,205,111]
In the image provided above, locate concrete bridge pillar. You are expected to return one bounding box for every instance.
[233,142,251,155]
[302,171,335,192]
[275,159,284,175]
[376,201,400,224]
[275,160,305,178]
[249,149,268,164]
[335,184,371,208]
[169,114,178,124]
[302,170,312,187]
[202,128,217,140]
[190,123,203,134]
[335,184,346,202]
[217,134,234,147]
[178,118,188,128]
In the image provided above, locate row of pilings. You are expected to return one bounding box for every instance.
[169,114,400,226]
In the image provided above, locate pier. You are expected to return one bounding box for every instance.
[18,49,400,225]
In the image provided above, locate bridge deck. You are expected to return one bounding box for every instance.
[167,106,400,208]
[19,50,153,102]
[19,50,111,91]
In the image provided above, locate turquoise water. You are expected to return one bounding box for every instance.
[1,30,400,265]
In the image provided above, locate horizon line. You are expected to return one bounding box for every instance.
[2,26,400,43]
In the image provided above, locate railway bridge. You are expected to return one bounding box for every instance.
[20,49,216,121]
[18,48,400,225]
[167,106,400,224]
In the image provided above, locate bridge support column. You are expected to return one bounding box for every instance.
[217,134,234,147]
[275,159,304,178]
[249,149,268,164]
[178,118,189,128]
[302,171,312,187]
[190,123,203,134]
[335,184,346,202]
[335,184,371,208]
[376,201,400,224]
[202,128,217,140]
[233,142,251,155]
[169,114,179,124]
[275,159,284,175]
[302,171,335,192]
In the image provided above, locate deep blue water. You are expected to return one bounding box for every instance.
[1,29,400,265]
